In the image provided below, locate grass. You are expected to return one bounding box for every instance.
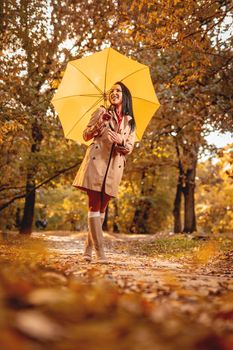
[125,235,233,258]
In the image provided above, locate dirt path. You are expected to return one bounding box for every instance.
[36,231,233,302]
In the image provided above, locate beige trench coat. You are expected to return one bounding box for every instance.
[72,106,135,197]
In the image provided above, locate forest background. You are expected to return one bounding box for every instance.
[0,0,232,236]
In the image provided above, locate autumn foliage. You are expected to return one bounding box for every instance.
[1,2,233,349]
[1,0,232,234]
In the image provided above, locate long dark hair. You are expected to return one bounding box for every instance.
[113,81,136,132]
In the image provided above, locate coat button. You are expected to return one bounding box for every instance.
[92,157,96,160]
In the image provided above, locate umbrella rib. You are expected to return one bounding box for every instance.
[104,48,111,94]
[66,96,104,138]
[120,66,148,83]
[133,96,160,104]
[135,130,140,140]
[52,94,103,102]
[69,62,103,95]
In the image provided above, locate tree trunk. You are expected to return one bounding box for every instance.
[173,181,183,233]
[173,142,198,234]
[130,202,145,233]
[173,158,184,233]
[19,122,43,234]
[130,170,148,233]
[15,207,21,228]
[19,173,36,234]
[183,167,197,233]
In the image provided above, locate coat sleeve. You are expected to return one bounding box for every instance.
[83,107,106,142]
[115,129,136,156]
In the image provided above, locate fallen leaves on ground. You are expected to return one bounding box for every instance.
[0,230,233,350]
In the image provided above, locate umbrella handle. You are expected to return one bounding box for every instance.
[103,92,109,108]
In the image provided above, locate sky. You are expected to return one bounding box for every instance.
[207,13,233,149]
[206,131,233,148]
[199,131,232,162]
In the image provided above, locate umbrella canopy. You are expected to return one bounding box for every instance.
[51,47,160,144]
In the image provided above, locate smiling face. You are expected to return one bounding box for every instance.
[109,84,123,107]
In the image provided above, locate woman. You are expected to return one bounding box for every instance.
[72,82,136,263]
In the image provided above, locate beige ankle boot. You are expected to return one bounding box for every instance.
[88,215,108,263]
[83,216,105,262]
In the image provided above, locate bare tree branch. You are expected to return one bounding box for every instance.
[0,160,81,212]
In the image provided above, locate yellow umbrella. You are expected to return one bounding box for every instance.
[51,47,160,144]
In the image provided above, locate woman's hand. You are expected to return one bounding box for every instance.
[107,130,123,145]
[93,116,107,135]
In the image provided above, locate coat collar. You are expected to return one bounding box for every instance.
[108,106,132,131]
